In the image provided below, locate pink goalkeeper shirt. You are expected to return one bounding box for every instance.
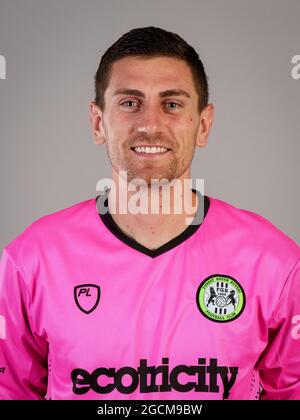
[0,190,299,400]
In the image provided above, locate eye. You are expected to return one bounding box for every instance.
[165,101,182,110]
[120,100,139,109]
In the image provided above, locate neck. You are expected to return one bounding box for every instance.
[105,169,199,250]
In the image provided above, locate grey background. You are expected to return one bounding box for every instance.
[0,0,299,250]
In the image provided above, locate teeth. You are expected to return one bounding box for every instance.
[133,146,168,154]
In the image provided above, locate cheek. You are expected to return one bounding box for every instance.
[183,115,198,137]
[108,112,135,137]
[104,120,123,145]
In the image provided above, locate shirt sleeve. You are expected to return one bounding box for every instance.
[0,249,48,400]
[257,258,300,400]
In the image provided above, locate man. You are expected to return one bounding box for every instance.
[0,26,299,400]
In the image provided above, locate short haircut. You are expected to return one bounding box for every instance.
[94,26,209,113]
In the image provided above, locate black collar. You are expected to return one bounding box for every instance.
[96,189,210,258]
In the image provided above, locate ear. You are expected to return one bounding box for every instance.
[89,101,106,145]
[195,103,214,148]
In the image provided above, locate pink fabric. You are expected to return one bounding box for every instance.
[0,195,299,399]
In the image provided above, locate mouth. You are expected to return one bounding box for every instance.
[130,145,171,157]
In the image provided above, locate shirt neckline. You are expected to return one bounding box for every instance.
[96,188,210,258]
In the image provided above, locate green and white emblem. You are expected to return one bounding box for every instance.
[196,274,246,323]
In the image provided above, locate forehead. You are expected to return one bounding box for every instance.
[105,56,196,94]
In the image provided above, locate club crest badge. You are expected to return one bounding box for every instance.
[196,274,246,323]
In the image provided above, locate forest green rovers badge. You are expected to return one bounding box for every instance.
[196,274,246,323]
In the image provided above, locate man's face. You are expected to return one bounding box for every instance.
[96,56,207,185]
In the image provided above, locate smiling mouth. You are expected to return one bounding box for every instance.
[130,145,171,156]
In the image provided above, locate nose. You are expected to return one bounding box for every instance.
[136,104,163,135]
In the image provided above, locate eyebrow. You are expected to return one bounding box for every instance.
[113,88,191,99]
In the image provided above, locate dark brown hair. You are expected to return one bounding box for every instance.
[94,26,209,113]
